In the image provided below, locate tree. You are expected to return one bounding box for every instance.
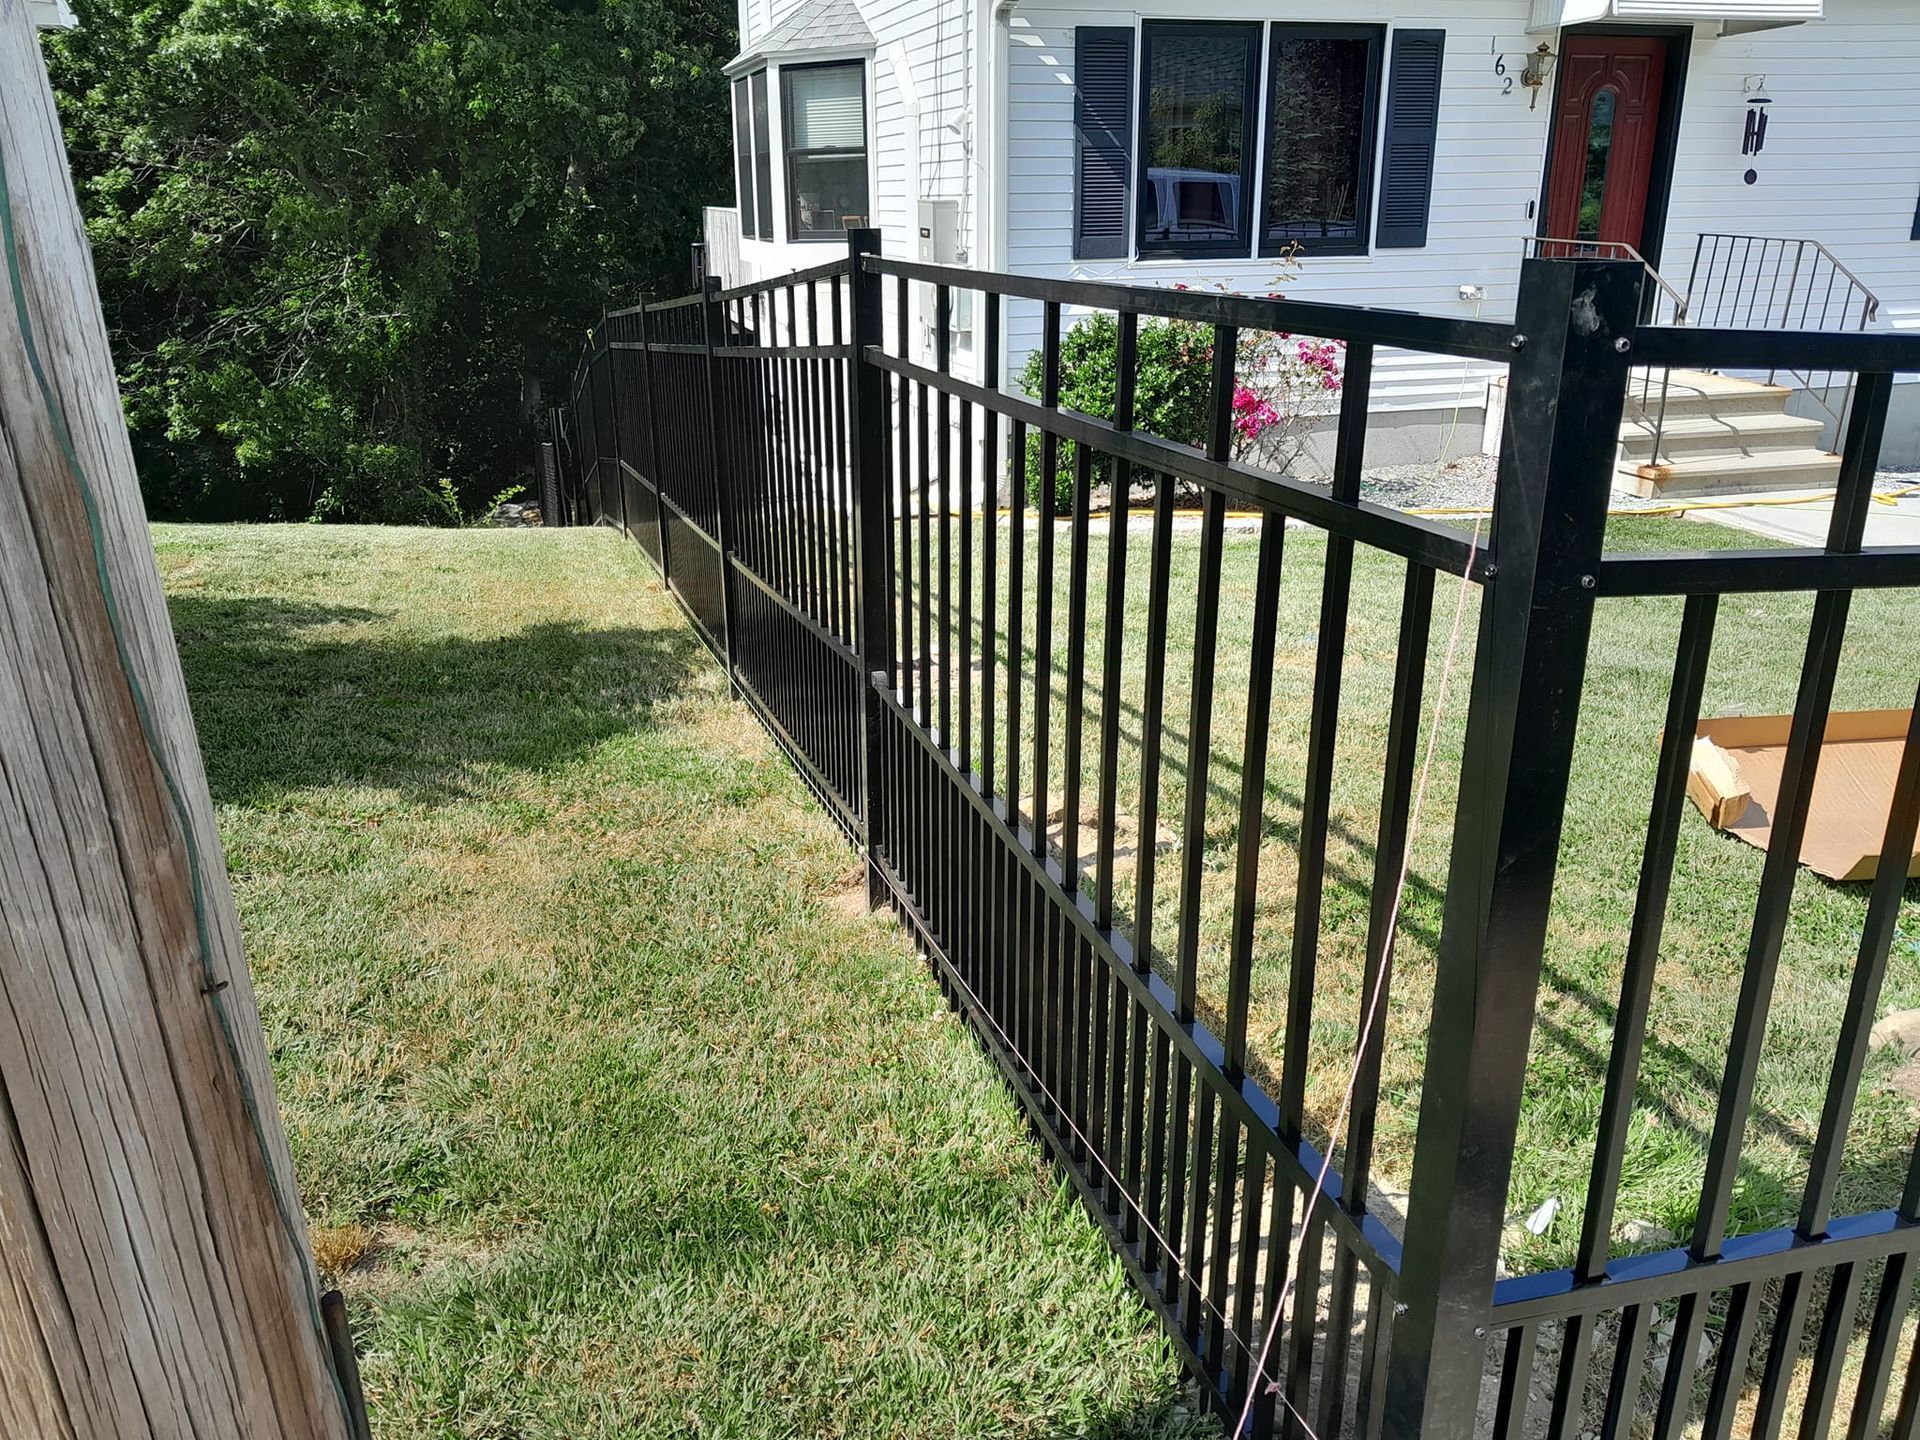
[44,0,734,522]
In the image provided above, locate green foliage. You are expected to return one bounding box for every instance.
[45,0,734,521]
[1016,312,1213,509]
[396,477,526,528]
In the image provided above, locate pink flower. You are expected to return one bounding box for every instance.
[1230,383,1280,441]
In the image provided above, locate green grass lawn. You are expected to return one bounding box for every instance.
[938,507,1920,1277]
[156,523,1220,1440]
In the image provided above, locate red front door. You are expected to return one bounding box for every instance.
[1545,35,1667,249]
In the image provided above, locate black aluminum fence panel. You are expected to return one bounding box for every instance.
[556,235,1920,1440]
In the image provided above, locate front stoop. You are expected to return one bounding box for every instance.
[1618,369,1842,499]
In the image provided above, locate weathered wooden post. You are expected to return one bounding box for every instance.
[0,5,356,1436]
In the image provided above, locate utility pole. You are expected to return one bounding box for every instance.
[0,5,356,1435]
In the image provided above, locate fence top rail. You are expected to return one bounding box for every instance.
[715,256,852,304]
[861,253,1521,362]
[604,300,646,319]
[1634,324,1920,373]
[646,291,708,313]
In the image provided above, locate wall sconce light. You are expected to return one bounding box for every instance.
[1521,43,1556,111]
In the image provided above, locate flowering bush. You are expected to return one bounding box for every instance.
[1016,258,1344,508]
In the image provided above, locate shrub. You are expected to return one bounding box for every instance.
[1016,313,1213,509]
[1014,272,1344,510]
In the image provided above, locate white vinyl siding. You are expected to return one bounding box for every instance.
[1005,0,1920,409]
[1661,2,1920,340]
[720,0,1920,410]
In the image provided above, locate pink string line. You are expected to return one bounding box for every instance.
[1229,518,1484,1440]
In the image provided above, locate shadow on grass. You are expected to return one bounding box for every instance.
[168,593,708,806]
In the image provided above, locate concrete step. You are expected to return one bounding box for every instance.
[1620,446,1845,499]
[1619,409,1829,460]
[1626,369,1796,420]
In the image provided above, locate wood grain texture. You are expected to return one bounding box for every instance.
[0,5,349,1435]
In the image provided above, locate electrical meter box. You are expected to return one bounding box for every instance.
[916,199,959,265]
[916,199,970,336]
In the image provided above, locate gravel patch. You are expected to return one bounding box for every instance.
[1356,453,1497,512]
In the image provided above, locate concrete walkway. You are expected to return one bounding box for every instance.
[1690,488,1920,547]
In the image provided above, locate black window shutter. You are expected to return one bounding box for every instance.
[1376,29,1445,249]
[1911,186,1920,241]
[1074,27,1134,260]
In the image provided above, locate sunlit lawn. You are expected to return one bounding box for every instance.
[157,522,1221,1440]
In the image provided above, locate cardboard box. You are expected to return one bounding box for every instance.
[1686,710,1920,883]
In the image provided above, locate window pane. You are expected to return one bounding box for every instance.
[787,64,864,149]
[733,77,756,237]
[789,153,868,236]
[1577,88,1617,241]
[783,62,867,239]
[1142,25,1255,249]
[751,70,773,240]
[1264,32,1377,246]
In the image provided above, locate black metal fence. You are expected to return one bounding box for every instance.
[559,232,1920,1439]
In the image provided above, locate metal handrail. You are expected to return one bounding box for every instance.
[1682,232,1882,458]
[1689,231,1881,328]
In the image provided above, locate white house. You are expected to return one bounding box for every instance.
[709,0,1920,467]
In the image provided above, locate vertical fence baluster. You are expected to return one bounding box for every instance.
[1219,507,1281,1395]
[1032,302,1062,856]
[982,291,1001,800]
[1008,410,1026,825]
[935,283,954,750]
[958,294,975,778]
[1061,423,1093,891]
[699,277,740,688]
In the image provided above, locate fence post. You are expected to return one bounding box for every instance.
[844,228,890,906]
[699,275,741,691]
[1382,256,1643,1438]
[535,438,559,526]
[549,403,568,526]
[634,296,673,581]
[601,312,629,538]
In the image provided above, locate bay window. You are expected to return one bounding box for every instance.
[783,61,868,240]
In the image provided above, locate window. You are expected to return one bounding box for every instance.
[1577,88,1617,241]
[732,77,757,239]
[1137,22,1260,258]
[783,61,868,240]
[1260,26,1383,256]
[750,70,774,241]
